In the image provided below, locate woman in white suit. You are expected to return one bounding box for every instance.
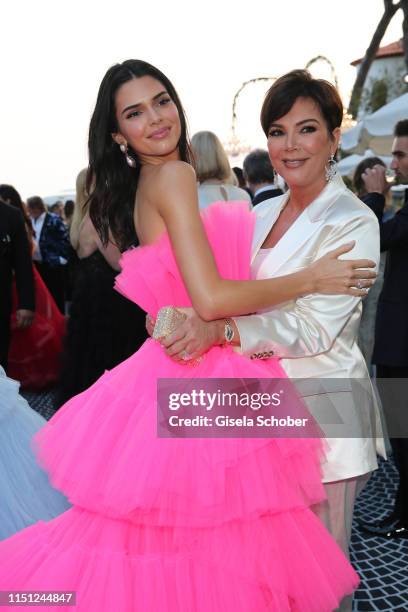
[160,70,385,577]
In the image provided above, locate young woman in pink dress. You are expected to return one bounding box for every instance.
[0,60,376,611]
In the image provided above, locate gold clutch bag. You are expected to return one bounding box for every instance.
[152,306,187,340]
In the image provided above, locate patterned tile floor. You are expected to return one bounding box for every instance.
[350,459,408,611]
[23,389,408,612]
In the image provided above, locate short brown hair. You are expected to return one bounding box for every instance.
[394,119,408,137]
[27,196,46,212]
[261,69,343,137]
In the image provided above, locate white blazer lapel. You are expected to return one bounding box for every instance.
[264,213,321,276]
[251,175,347,275]
[251,194,288,265]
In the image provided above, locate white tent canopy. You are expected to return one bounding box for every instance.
[337,149,391,178]
[341,92,408,155]
[43,190,75,205]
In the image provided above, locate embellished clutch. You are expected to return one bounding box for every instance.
[152,306,187,340]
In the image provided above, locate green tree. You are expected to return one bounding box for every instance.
[348,0,405,118]
[369,78,389,112]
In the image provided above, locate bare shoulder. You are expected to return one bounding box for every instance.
[153,161,198,215]
[156,160,196,187]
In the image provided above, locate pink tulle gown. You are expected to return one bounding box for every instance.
[0,203,358,611]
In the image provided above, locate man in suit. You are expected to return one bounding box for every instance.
[359,119,408,539]
[243,149,283,206]
[27,196,70,313]
[0,199,35,370]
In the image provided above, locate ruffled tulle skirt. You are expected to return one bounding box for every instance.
[0,505,357,611]
[0,341,358,610]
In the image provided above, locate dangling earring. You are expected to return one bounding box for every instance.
[119,143,136,168]
[325,154,337,182]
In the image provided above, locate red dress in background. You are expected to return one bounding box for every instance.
[8,266,65,391]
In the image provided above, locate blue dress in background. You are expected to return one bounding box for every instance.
[0,367,70,540]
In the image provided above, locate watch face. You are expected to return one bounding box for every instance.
[225,325,234,342]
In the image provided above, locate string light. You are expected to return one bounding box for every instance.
[225,56,343,159]
[305,55,339,89]
[224,77,277,157]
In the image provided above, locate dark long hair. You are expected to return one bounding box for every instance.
[88,59,194,250]
[0,184,34,240]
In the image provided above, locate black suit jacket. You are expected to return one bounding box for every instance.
[362,190,408,366]
[252,187,283,206]
[0,201,35,313]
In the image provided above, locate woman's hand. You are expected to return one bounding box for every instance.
[15,309,35,329]
[153,307,222,362]
[307,242,377,297]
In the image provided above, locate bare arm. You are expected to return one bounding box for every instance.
[156,162,375,321]
[161,214,380,362]
[77,213,121,271]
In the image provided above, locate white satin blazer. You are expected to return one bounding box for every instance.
[234,175,386,483]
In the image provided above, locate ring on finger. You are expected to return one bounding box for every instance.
[180,350,192,361]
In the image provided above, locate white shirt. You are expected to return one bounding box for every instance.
[31,212,46,262]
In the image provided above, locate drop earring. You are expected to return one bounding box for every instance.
[325,154,337,182]
[119,143,136,168]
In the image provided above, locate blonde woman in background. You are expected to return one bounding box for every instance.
[192,130,252,209]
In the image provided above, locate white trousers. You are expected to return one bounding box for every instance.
[313,473,371,612]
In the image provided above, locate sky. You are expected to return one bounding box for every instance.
[0,0,404,199]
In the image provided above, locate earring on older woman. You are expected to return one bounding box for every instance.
[325,154,337,182]
[119,143,137,168]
